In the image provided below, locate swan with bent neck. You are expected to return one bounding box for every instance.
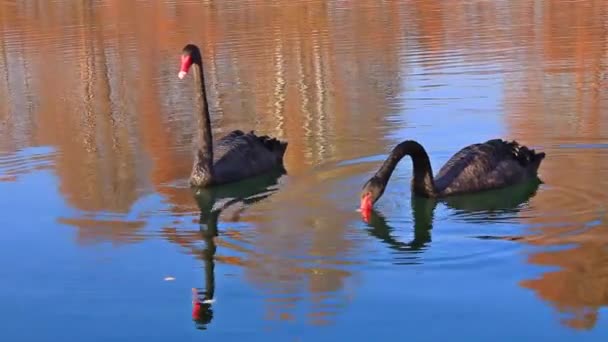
[360,139,545,215]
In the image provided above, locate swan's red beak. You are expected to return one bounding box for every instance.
[192,288,202,319]
[360,193,373,222]
[179,55,193,79]
[192,302,202,320]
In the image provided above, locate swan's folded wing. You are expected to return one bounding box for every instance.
[211,131,280,184]
[433,140,528,195]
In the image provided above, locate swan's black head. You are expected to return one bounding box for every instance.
[360,176,385,215]
[178,44,203,79]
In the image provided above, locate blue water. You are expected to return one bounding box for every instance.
[1,0,608,341]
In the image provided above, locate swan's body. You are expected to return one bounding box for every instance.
[360,139,545,212]
[179,44,287,188]
[428,139,544,196]
[195,129,287,186]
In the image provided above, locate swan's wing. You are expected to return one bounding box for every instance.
[211,130,282,184]
[434,139,531,195]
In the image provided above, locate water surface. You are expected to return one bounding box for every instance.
[1,0,608,340]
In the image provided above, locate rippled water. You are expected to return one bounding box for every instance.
[1,0,608,340]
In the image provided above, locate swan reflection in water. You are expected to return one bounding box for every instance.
[188,169,286,330]
[362,178,542,258]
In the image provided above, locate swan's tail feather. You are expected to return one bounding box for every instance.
[530,151,546,172]
[257,134,288,162]
[505,140,545,172]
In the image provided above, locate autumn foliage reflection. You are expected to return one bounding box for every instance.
[1,0,608,330]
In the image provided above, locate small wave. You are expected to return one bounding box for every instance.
[0,146,57,182]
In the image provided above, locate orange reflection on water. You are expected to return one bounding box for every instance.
[1,0,608,331]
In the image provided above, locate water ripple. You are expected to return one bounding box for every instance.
[0,146,56,181]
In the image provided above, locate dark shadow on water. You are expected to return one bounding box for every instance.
[191,169,286,330]
[444,178,543,225]
[364,196,435,254]
[364,178,542,261]
[193,167,286,221]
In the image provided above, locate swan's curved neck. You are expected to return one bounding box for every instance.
[201,210,218,302]
[192,62,214,179]
[375,140,436,197]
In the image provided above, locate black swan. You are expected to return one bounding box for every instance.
[178,43,288,187]
[360,139,545,213]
